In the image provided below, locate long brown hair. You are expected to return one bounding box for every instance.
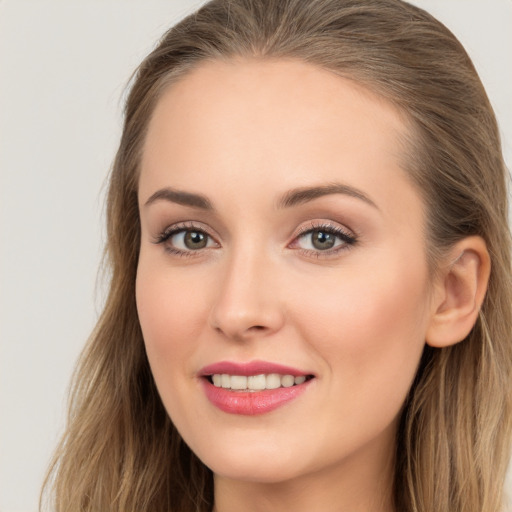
[42,1,512,511]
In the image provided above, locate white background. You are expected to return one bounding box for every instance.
[0,1,511,511]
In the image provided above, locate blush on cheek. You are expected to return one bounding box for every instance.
[136,270,207,369]
[136,275,174,357]
[293,262,429,385]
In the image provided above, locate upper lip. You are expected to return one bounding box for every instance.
[199,360,313,377]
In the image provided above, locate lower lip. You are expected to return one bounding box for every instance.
[201,378,312,415]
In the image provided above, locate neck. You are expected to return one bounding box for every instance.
[212,425,396,512]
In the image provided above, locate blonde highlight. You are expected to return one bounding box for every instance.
[42,1,512,511]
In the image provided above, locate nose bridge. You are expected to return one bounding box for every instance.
[209,239,284,339]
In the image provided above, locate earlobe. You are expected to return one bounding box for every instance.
[426,236,490,348]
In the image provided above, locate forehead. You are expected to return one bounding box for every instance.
[140,58,417,216]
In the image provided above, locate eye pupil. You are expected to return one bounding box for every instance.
[312,230,335,250]
[184,231,208,249]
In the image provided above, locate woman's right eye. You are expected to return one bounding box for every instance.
[155,226,218,255]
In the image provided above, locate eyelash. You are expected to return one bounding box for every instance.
[153,221,357,259]
[153,222,217,258]
[292,222,357,258]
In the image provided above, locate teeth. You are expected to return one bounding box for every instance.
[230,375,247,390]
[281,375,295,387]
[266,373,281,389]
[210,373,309,391]
[247,374,266,390]
[221,374,231,388]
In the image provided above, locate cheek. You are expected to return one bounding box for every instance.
[135,263,209,375]
[289,256,430,407]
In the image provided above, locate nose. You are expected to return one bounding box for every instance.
[209,248,285,341]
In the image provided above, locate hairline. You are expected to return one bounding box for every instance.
[133,54,442,279]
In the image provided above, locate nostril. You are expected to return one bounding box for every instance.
[246,325,267,333]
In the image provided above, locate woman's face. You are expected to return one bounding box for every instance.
[136,59,434,485]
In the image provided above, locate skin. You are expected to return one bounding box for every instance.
[135,58,472,512]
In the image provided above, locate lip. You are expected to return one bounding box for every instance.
[199,360,314,415]
[199,360,311,377]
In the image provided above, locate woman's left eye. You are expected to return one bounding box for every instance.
[293,225,357,253]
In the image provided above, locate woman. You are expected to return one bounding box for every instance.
[42,0,512,511]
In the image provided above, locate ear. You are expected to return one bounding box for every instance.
[426,236,490,348]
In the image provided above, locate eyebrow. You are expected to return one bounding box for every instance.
[143,182,378,211]
[144,187,214,210]
[277,183,378,210]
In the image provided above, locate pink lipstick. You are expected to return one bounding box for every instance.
[199,360,314,415]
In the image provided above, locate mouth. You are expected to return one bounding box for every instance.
[205,373,314,391]
[199,361,315,415]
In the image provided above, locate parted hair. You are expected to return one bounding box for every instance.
[42,1,512,511]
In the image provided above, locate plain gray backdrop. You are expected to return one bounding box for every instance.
[1,1,511,511]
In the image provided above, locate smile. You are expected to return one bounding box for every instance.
[209,373,308,391]
[199,361,315,415]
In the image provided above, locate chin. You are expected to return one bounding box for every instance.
[188,432,320,484]
[206,456,305,484]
